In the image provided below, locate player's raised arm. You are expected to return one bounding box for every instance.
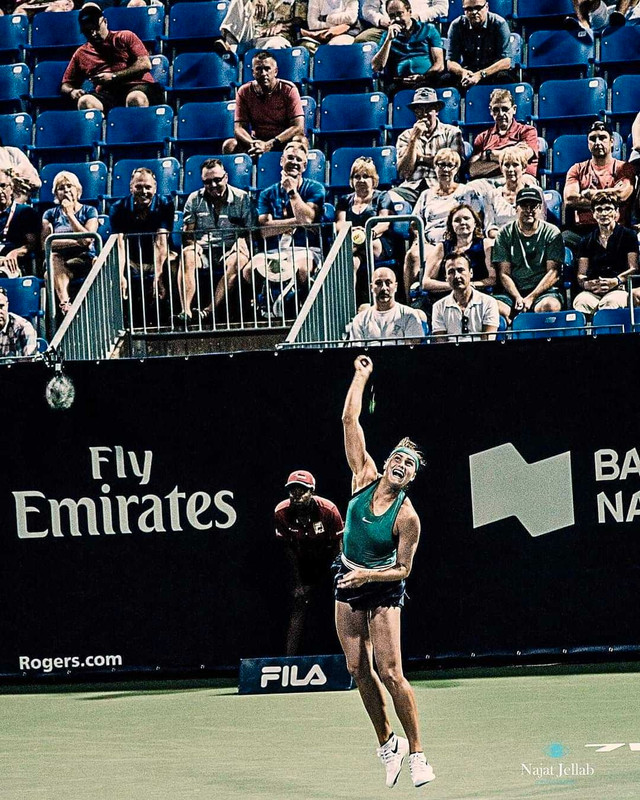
[342,356,377,485]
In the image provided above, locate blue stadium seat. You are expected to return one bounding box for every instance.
[0,63,29,114]
[104,6,165,53]
[595,24,640,81]
[592,307,639,335]
[512,310,587,339]
[255,149,326,191]
[241,47,310,89]
[606,75,640,138]
[183,153,253,195]
[463,82,534,132]
[103,105,173,163]
[512,0,574,33]
[545,132,624,188]
[0,276,44,330]
[543,189,562,228]
[163,1,229,57]
[533,78,607,141]
[110,157,181,201]
[174,100,236,162]
[507,33,524,79]
[29,109,103,167]
[328,146,397,197]
[300,95,317,139]
[168,52,238,106]
[30,61,74,114]
[0,113,32,151]
[389,87,461,139]
[149,55,170,89]
[314,92,388,151]
[307,43,378,99]
[526,29,595,84]
[28,10,85,64]
[38,161,108,208]
[97,213,112,245]
[0,15,28,66]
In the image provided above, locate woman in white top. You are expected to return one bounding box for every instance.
[301,0,361,46]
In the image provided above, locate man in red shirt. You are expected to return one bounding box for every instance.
[61,3,164,112]
[563,120,636,248]
[274,470,343,655]
[469,88,539,181]
[222,51,305,157]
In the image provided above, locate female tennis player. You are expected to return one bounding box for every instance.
[335,355,435,789]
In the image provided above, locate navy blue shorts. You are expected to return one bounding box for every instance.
[332,557,405,612]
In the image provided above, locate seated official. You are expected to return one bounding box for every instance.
[0,286,37,358]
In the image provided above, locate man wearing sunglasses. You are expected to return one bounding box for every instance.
[446,0,515,90]
[177,159,255,323]
[0,288,37,358]
[431,252,499,341]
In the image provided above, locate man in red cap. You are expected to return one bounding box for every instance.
[274,470,343,655]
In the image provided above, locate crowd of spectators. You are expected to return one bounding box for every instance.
[3,0,640,351]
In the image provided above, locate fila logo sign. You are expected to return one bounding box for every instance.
[260,664,327,689]
[469,443,575,537]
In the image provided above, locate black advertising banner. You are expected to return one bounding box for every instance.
[1,337,639,681]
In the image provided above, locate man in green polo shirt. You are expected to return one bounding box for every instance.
[492,186,565,322]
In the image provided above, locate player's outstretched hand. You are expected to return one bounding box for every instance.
[354,355,373,378]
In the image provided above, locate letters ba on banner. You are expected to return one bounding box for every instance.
[238,654,354,695]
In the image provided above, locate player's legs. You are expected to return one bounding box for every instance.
[335,600,392,745]
[368,605,422,753]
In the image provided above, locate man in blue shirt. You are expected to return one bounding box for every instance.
[446,0,514,89]
[371,0,445,91]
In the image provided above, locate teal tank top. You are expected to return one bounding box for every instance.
[342,479,406,570]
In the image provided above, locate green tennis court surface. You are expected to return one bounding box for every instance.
[3,664,639,799]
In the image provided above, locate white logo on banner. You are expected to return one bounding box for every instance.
[260,664,327,688]
[469,443,575,537]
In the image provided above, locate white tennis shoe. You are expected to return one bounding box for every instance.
[409,752,436,787]
[376,734,409,788]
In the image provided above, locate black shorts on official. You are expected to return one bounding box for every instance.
[332,557,405,612]
[88,82,166,112]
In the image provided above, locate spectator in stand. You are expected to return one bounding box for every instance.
[299,0,361,48]
[274,469,344,656]
[0,169,39,278]
[371,0,445,92]
[222,51,305,157]
[177,159,255,324]
[446,0,514,90]
[567,0,640,40]
[216,0,304,53]
[563,120,636,251]
[42,170,98,315]
[349,266,425,344]
[61,3,164,112]
[357,0,448,43]
[431,252,499,341]
[391,87,465,206]
[0,137,41,204]
[335,157,394,296]
[492,187,565,321]
[109,167,175,301]
[421,204,495,307]
[468,89,538,182]
[573,193,638,317]
[0,287,37,358]
[245,140,325,289]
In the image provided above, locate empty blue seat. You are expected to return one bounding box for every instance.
[0,276,44,330]
[463,82,534,130]
[314,92,388,151]
[329,146,397,196]
[28,10,85,64]
[184,153,253,195]
[38,161,108,207]
[543,189,562,228]
[389,87,461,138]
[103,105,173,163]
[29,109,103,166]
[0,63,29,114]
[607,75,640,138]
[512,0,574,32]
[300,95,317,138]
[104,6,165,53]
[174,100,236,161]
[241,47,310,89]
[97,213,112,245]
[255,149,325,191]
[526,29,595,84]
[168,52,238,106]
[592,307,638,335]
[0,113,32,151]
[512,310,587,339]
[110,157,181,200]
[149,55,170,89]
[30,61,75,114]
[596,24,640,81]
[307,43,378,98]
[163,1,229,56]
[534,78,607,141]
[0,15,29,66]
